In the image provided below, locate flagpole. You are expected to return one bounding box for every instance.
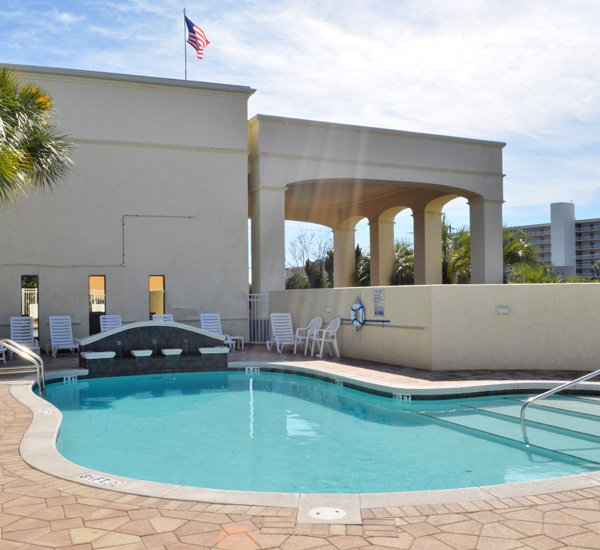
[183,8,187,80]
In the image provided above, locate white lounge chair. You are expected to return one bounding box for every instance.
[268,313,295,353]
[9,316,40,359]
[48,315,79,358]
[152,314,174,322]
[294,316,323,355]
[100,314,122,332]
[0,346,5,365]
[310,317,341,358]
[200,313,238,350]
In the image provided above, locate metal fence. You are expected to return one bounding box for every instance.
[247,293,269,344]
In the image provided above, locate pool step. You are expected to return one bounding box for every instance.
[416,397,600,465]
[512,395,600,420]
[462,398,600,440]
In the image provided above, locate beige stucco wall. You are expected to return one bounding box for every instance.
[270,284,600,372]
[0,66,254,345]
[248,115,505,207]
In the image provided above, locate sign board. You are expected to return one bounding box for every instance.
[373,288,385,317]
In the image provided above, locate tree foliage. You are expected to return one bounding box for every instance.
[391,239,414,285]
[446,226,542,284]
[0,67,73,205]
[285,270,310,289]
[354,245,370,286]
[305,259,326,288]
[286,230,332,268]
[285,230,333,288]
[507,263,563,283]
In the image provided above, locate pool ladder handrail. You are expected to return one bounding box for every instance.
[0,339,45,395]
[520,367,600,441]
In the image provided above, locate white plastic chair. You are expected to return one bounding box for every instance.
[9,316,40,359]
[310,317,341,358]
[152,313,174,322]
[100,314,122,332]
[48,316,79,358]
[0,346,6,365]
[200,313,237,350]
[294,316,323,355]
[267,313,295,353]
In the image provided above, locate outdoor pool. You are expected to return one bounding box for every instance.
[43,368,600,494]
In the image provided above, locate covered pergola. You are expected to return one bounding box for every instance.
[249,115,505,293]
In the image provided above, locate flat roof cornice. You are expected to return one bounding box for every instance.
[249,114,505,148]
[6,64,255,97]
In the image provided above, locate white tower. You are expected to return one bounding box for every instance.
[550,202,576,276]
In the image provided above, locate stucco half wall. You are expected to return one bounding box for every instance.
[270,284,600,372]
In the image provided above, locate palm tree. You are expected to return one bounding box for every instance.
[508,263,562,283]
[448,227,471,283]
[503,227,539,276]
[0,67,72,205]
[441,214,455,283]
[354,245,370,286]
[448,226,541,284]
[391,239,414,285]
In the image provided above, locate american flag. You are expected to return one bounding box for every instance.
[185,15,210,59]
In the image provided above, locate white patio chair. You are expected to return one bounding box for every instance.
[200,313,237,350]
[310,317,341,358]
[48,315,79,358]
[152,313,174,322]
[267,313,295,353]
[0,346,6,365]
[294,316,323,355]
[9,316,40,359]
[100,314,122,332]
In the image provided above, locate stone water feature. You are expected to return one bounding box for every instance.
[78,321,229,378]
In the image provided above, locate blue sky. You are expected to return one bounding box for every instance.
[2,0,600,258]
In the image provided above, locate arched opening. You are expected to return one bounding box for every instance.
[394,209,414,246]
[442,197,470,233]
[284,221,334,289]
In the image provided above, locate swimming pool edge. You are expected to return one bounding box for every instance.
[12,368,600,512]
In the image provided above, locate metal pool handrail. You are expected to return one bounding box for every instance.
[520,368,600,441]
[0,339,45,395]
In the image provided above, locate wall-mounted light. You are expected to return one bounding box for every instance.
[495,305,509,315]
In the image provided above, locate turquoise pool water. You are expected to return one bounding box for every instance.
[43,370,600,493]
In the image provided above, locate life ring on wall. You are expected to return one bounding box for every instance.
[350,301,365,329]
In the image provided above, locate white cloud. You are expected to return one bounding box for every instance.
[2,0,599,233]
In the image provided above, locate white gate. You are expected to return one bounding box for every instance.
[247,293,269,344]
[21,288,38,317]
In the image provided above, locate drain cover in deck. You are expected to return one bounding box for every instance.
[308,507,347,520]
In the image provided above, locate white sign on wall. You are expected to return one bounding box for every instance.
[373,288,385,317]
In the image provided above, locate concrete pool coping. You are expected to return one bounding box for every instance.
[12,361,600,524]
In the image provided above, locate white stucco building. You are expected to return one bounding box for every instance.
[0,65,505,345]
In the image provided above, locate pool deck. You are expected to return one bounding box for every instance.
[2,347,600,549]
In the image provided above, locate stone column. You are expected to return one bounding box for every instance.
[369,219,395,286]
[469,198,503,284]
[333,225,356,287]
[413,210,443,285]
[250,186,287,293]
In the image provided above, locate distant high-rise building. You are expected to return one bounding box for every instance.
[513,202,600,278]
